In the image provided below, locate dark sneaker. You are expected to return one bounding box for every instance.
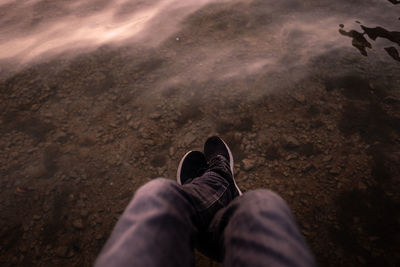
[177,151,208,185]
[204,136,242,195]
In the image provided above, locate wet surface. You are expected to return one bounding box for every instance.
[0,0,400,266]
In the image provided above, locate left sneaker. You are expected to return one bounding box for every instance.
[177,151,208,185]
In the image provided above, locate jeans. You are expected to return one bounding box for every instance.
[95,168,316,267]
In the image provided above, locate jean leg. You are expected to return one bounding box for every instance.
[95,178,198,267]
[182,168,233,230]
[208,190,316,267]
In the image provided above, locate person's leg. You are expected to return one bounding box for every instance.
[95,137,242,267]
[95,162,235,267]
[204,189,316,267]
[94,178,197,267]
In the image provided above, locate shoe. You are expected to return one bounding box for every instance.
[204,136,242,195]
[177,151,208,185]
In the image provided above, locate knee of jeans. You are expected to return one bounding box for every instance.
[235,189,288,214]
[135,178,178,198]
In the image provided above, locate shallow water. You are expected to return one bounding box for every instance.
[1,0,399,77]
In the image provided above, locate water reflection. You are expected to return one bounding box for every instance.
[0,0,230,63]
[388,0,400,5]
[1,0,398,73]
[339,24,400,62]
[339,0,399,62]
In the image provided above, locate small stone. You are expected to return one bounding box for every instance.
[54,131,68,143]
[329,167,341,175]
[358,181,367,190]
[169,147,175,157]
[183,132,196,146]
[55,246,74,258]
[327,124,335,131]
[72,219,84,230]
[139,128,150,139]
[43,203,50,212]
[284,136,300,149]
[33,215,41,221]
[95,233,103,240]
[125,113,132,121]
[19,244,27,252]
[302,163,313,173]
[80,209,89,218]
[383,96,400,104]
[285,154,298,161]
[25,163,47,179]
[248,133,257,140]
[242,159,256,171]
[149,112,161,120]
[128,120,140,129]
[293,93,306,104]
[322,155,332,162]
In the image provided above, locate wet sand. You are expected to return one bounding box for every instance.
[0,0,399,266]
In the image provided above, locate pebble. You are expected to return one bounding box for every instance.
[183,132,196,146]
[293,93,306,104]
[302,163,313,173]
[284,136,300,149]
[128,120,140,129]
[95,233,103,240]
[149,112,161,120]
[322,155,332,162]
[242,159,256,171]
[72,219,84,230]
[329,167,341,175]
[25,163,47,179]
[139,128,150,139]
[80,209,89,218]
[18,244,27,252]
[285,154,298,161]
[169,147,175,157]
[43,203,50,212]
[55,246,74,258]
[54,131,67,143]
[358,181,367,190]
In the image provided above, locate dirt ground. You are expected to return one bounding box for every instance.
[1,0,400,266]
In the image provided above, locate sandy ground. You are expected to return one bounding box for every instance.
[0,0,399,266]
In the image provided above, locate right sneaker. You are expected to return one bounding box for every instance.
[204,136,242,196]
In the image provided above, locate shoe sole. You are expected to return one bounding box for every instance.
[176,150,193,185]
[220,138,243,196]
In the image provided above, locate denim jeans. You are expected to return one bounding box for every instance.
[95,167,316,267]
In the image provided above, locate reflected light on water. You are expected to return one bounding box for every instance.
[0,0,398,79]
[0,0,228,62]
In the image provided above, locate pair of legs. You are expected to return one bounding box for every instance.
[95,137,315,266]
